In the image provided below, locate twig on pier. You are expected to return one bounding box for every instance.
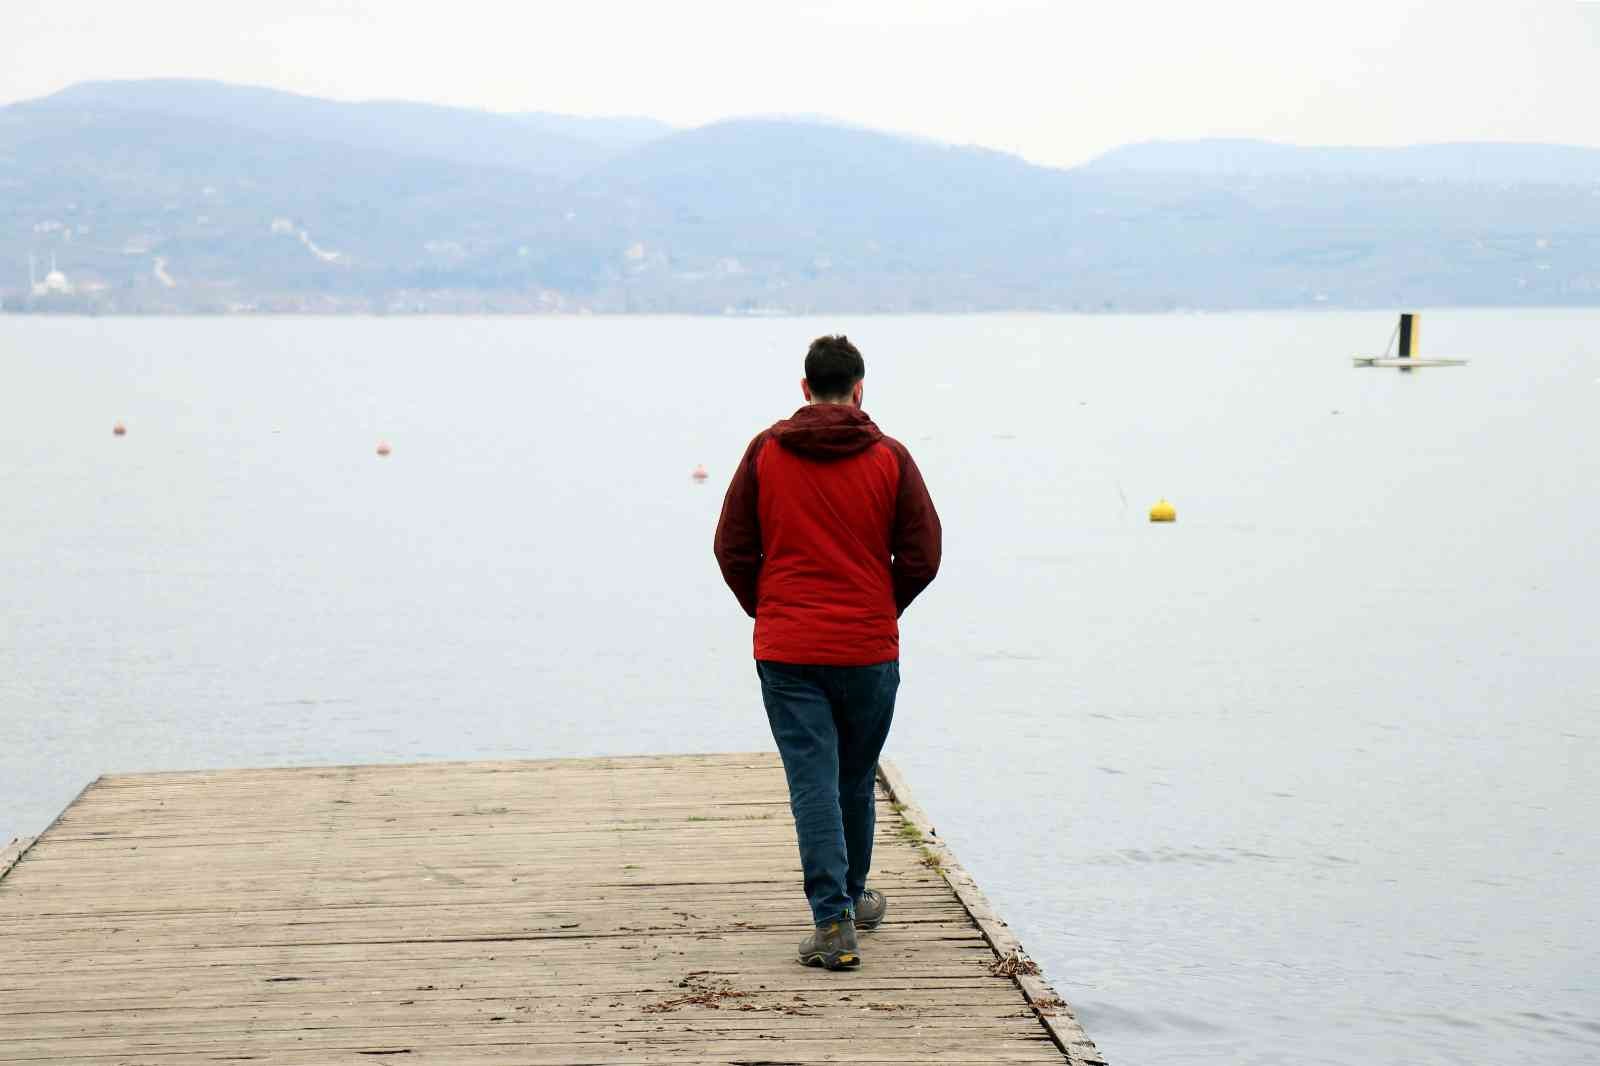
[990,947,1042,977]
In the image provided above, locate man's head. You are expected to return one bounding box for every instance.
[802,334,865,407]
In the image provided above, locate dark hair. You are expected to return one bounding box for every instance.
[805,335,865,399]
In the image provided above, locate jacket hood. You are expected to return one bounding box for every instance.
[769,404,884,461]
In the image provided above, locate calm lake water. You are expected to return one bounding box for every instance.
[1,312,1595,1064]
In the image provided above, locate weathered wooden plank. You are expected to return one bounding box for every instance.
[0,836,35,883]
[3,1043,1075,1062]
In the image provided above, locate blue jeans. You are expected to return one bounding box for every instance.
[757,660,900,926]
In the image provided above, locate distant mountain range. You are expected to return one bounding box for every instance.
[3,80,1598,313]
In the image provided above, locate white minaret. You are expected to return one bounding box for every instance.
[41,253,71,295]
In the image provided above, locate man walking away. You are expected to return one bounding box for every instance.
[714,335,942,970]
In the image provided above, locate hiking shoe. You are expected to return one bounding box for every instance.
[854,888,887,931]
[797,917,860,970]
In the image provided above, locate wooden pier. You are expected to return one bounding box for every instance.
[0,753,1105,1065]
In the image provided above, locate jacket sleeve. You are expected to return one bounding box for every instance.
[887,440,942,616]
[713,432,768,618]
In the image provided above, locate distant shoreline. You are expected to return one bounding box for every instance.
[5,302,1600,319]
[9,82,1600,323]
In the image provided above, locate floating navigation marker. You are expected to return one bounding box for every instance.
[1353,356,1469,368]
[1354,312,1468,369]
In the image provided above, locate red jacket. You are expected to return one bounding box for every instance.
[714,404,941,665]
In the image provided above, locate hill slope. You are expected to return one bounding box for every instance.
[37,80,668,176]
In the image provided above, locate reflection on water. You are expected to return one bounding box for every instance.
[1,311,1596,1065]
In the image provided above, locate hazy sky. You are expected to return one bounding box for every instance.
[6,0,1599,167]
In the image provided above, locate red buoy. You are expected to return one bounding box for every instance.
[691,464,708,482]
[112,421,126,436]
[376,441,392,457]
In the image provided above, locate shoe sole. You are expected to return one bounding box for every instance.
[798,949,861,970]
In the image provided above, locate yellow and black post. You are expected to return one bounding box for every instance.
[1398,313,1419,359]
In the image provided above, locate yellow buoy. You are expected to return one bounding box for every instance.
[1149,498,1176,523]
